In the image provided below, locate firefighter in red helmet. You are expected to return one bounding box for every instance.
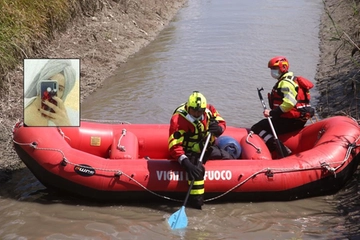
[251,56,315,158]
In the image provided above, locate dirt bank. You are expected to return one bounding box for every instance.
[1,0,359,182]
[315,0,360,119]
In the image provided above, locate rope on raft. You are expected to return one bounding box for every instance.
[80,118,131,124]
[12,139,184,202]
[12,137,360,203]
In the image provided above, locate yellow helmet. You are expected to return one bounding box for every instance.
[187,91,207,111]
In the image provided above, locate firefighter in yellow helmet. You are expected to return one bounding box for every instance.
[168,91,229,209]
[251,56,315,158]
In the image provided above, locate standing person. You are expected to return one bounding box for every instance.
[24,59,80,126]
[251,56,315,157]
[168,91,228,209]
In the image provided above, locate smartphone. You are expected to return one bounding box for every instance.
[40,80,58,113]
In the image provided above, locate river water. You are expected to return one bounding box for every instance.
[2,0,360,239]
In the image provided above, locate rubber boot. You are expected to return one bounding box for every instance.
[188,195,204,210]
[278,140,292,157]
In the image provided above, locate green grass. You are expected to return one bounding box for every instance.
[0,0,102,88]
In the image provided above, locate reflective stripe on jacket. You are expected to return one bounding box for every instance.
[168,103,226,159]
[269,72,302,118]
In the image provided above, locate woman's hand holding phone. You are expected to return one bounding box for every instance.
[40,80,58,113]
[40,96,71,126]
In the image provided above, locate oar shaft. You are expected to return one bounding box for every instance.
[199,133,211,163]
[168,133,212,230]
[183,180,194,206]
[183,133,211,206]
[257,87,284,158]
[266,117,279,140]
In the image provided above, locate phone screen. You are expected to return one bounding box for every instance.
[40,80,58,113]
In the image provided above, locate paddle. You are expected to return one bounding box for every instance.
[168,133,212,230]
[257,87,285,158]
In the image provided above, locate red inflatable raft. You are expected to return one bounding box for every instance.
[12,116,360,203]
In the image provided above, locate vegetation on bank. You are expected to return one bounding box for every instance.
[0,0,103,88]
[323,0,360,69]
[317,0,360,120]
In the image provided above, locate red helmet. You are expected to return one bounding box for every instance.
[268,56,289,73]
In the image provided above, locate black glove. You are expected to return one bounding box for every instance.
[181,157,204,180]
[208,121,223,137]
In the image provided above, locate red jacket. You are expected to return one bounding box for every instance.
[168,103,226,160]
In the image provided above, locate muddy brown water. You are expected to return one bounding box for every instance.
[2,0,360,239]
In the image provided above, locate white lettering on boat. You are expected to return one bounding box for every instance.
[74,164,96,177]
[156,170,232,181]
[156,171,185,181]
[79,167,93,174]
[204,170,232,180]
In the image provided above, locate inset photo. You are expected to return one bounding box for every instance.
[23,58,80,127]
